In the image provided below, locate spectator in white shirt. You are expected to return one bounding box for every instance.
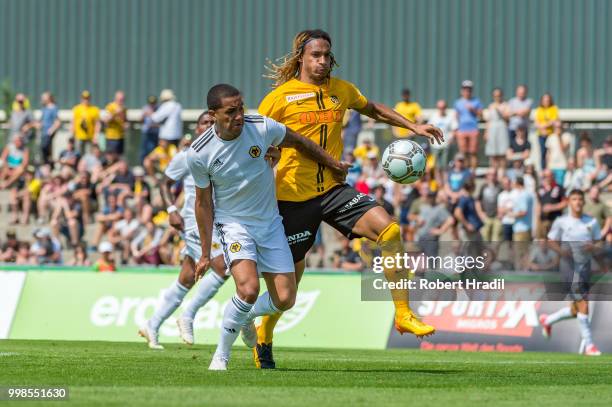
[149,89,182,145]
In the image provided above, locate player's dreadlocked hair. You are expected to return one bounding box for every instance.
[265,29,338,88]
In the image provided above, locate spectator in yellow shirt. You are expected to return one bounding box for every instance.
[71,90,101,154]
[392,88,422,138]
[102,90,128,157]
[352,137,380,163]
[14,165,40,224]
[143,139,177,176]
[534,93,560,169]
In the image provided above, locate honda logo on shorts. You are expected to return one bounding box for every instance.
[287,231,312,245]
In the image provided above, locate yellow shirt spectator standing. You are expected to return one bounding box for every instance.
[71,90,100,154]
[392,88,422,138]
[102,90,128,157]
[534,93,560,169]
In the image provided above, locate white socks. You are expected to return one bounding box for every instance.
[545,307,573,326]
[245,291,280,322]
[577,313,593,347]
[215,295,253,359]
[182,272,226,321]
[148,280,189,331]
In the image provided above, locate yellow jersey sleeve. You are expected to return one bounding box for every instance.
[345,81,368,110]
[258,90,284,121]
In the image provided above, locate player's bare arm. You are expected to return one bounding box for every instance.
[356,101,444,145]
[194,185,214,280]
[160,175,184,231]
[279,128,351,183]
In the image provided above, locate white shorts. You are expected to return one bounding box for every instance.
[180,227,223,262]
[214,217,294,274]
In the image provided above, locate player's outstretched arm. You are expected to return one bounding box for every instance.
[160,175,184,231]
[356,101,444,144]
[279,128,351,183]
[194,185,214,280]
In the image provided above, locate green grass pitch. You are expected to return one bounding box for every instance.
[1,340,611,406]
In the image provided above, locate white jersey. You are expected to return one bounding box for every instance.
[164,149,197,230]
[548,213,601,264]
[186,115,286,228]
[548,214,601,242]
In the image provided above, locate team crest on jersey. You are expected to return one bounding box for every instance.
[229,242,242,253]
[249,146,261,158]
[330,95,340,104]
[285,92,316,104]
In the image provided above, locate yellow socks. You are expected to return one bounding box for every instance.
[257,312,282,344]
[376,222,412,317]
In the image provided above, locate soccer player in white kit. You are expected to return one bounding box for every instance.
[138,112,226,349]
[187,84,349,370]
[140,112,281,349]
[539,189,603,356]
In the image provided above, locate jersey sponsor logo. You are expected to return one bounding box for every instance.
[285,92,316,104]
[211,158,224,172]
[299,110,343,124]
[337,193,374,214]
[287,230,312,245]
[249,145,261,158]
[330,95,340,104]
[229,242,242,253]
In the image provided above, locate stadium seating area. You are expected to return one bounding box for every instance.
[0,85,610,271]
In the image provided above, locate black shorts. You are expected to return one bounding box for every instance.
[105,139,124,155]
[278,184,379,263]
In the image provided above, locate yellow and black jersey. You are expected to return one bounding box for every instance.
[259,77,368,202]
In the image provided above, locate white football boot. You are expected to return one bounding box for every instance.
[240,321,257,348]
[177,316,195,345]
[208,353,229,371]
[138,325,164,350]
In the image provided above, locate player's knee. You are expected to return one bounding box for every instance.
[273,288,297,311]
[178,274,195,289]
[236,284,260,304]
[274,294,295,312]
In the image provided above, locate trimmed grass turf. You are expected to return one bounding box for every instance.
[1,340,611,407]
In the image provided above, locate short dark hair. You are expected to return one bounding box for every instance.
[197,110,212,123]
[568,189,585,198]
[515,176,524,186]
[401,88,411,95]
[207,84,241,110]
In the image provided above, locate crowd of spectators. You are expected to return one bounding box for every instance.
[336,81,611,271]
[0,81,610,272]
[0,89,185,270]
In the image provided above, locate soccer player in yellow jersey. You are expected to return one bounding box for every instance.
[255,29,444,368]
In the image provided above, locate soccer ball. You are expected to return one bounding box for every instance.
[382,140,427,184]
